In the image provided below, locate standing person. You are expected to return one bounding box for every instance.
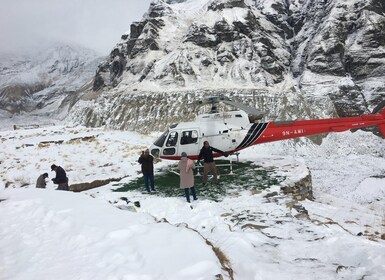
[197,141,228,186]
[138,149,156,193]
[51,164,69,191]
[178,152,197,203]
[36,173,48,188]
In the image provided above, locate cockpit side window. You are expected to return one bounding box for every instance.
[154,130,168,147]
[180,130,198,145]
[166,131,178,147]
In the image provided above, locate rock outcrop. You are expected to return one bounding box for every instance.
[71,0,385,134]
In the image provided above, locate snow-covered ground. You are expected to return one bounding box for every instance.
[0,125,384,280]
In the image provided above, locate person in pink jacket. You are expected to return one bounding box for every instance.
[178,152,197,203]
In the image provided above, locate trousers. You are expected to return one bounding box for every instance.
[184,186,197,203]
[203,162,218,184]
[143,172,155,192]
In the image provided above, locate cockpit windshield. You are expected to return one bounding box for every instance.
[153,130,168,147]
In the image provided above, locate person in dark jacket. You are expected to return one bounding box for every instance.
[51,164,69,191]
[36,173,48,188]
[197,141,228,186]
[138,149,156,193]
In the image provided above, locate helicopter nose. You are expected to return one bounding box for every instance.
[150,146,160,158]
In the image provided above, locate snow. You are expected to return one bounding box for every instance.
[107,0,292,92]
[171,0,209,13]
[1,124,385,279]
[0,189,220,280]
[0,43,100,88]
[201,8,249,27]
[347,177,385,205]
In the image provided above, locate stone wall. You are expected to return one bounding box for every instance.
[281,173,314,201]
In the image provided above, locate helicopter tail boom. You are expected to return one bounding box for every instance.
[250,108,385,145]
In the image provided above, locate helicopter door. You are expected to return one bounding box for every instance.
[162,131,179,156]
[179,129,199,156]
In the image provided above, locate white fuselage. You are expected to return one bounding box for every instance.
[150,110,253,159]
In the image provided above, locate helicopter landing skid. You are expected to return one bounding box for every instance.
[168,154,239,176]
[169,169,181,176]
[195,160,235,176]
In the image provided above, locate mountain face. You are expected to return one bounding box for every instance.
[68,0,385,134]
[91,0,291,90]
[0,43,102,118]
[1,0,383,135]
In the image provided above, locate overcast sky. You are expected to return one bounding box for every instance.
[0,0,153,55]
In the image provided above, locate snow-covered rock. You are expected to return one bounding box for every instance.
[0,42,103,117]
[70,0,385,134]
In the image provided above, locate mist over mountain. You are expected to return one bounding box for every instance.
[0,42,102,122]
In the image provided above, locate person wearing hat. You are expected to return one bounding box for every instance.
[51,164,69,191]
[178,152,197,203]
[36,173,49,188]
[138,149,156,193]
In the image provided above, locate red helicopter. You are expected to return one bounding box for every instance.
[149,97,385,160]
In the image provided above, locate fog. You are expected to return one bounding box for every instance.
[0,0,153,55]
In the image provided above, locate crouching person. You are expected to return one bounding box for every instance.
[178,152,197,203]
[51,164,69,191]
[36,173,48,188]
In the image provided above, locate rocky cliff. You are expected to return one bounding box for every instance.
[53,1,385,134]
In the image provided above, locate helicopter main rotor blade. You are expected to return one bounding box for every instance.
[222,100,264,117]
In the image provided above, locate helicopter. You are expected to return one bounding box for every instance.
[149,96,385,161]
